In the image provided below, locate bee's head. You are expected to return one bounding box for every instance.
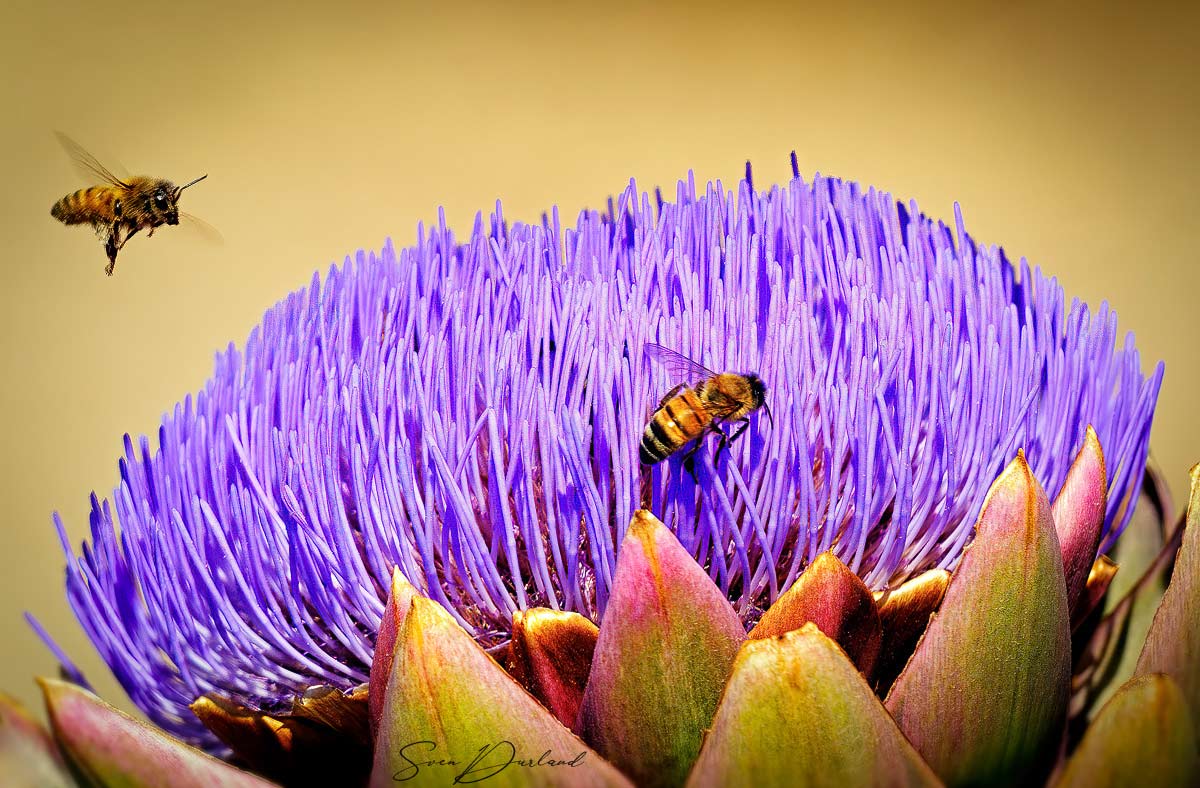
[148,183,180,225]
[155,174,208,226]
[744,373,774,431]
[745,373,767,409]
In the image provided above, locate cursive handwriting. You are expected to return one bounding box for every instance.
[392,740,587,783]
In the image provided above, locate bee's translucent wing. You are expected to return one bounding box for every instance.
[644,343,717,384]
[55,132,130,189]
[179,212,224,245]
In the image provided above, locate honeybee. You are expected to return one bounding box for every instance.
[50,133,209,276]
[640,343,771,474]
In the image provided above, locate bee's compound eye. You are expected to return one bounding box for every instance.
[154,191,168,209]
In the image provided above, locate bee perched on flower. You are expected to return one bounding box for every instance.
[6,158,1197,788]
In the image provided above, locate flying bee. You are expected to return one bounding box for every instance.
[50,133,210,276]
[640,343,771,476]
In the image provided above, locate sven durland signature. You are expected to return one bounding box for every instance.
[392,740,588,783]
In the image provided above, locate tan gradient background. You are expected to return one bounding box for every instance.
[0,0,1196,721]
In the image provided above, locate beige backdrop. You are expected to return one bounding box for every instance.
[1,0,1196,721]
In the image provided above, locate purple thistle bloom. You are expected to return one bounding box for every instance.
[49,159,1162,749]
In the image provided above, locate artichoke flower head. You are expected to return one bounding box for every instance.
[10,158,1197,787]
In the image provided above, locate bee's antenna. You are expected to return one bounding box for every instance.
[178,174,208,192]
[763,402,775,431]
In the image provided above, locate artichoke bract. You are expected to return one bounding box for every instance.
[14,160,1194,787]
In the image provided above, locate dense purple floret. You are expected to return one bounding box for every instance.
[50,161,1162,746]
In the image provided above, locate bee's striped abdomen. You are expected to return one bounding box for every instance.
[639,389,712,465]
[51,186,117,225]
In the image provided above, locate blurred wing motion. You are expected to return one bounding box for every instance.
[54,132,129,188]
[644,343,717,384]
[179,212,224,244]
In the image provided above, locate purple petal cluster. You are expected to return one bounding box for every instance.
[49,159,1162,747]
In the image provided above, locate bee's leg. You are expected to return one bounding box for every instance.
[657,384,686,409]
[710,423,732,467]
[104,225,120,276]
[726,418,752,446]
[712,419,752,467]
[681,440,704,484]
